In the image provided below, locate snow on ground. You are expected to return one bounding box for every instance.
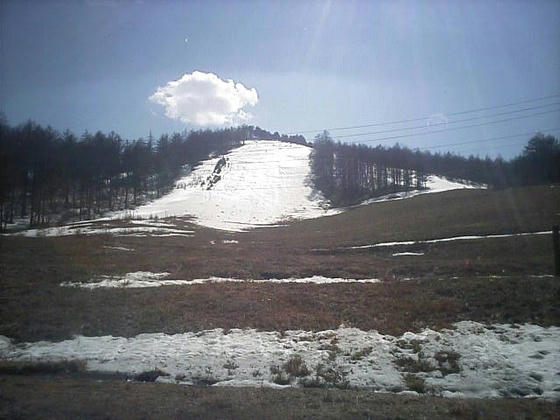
[346,231,552,250]
[7,223,194,238]
[60,273,381,288]
[392,252,425,256]
[3,140,483,235]
[102,246,134,252]
[0,322,557,399]
[360,175,484,206]
[113,140,339,231]
[106,140,481,231]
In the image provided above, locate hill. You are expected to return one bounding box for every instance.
[115,140,480,231]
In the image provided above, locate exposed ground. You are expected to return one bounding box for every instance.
[1,185,559,417]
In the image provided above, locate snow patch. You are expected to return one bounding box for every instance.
[1,322,557,399]
[360,175,484,206]
[349,231,552,250]
[187,276,381,285]
[61,272,176,289]
[60,273,382,288]
[392,252,425,256]
[102,246,134,252]
[7,224,194,238]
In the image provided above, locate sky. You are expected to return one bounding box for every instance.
[1,0,559,158]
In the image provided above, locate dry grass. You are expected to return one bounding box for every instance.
[1,375,558,419]
[1,185,559,417]
[0,274,557,342]
[243,185,560,249]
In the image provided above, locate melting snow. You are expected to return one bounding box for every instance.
[111,141,339,231]
[60,273,382,288]
[61,272,180,289]
[360,175,484,206]
[348,231,552,250]
[106,141,480,232]
[3,141,482,236]
[7,224,194,238]
[102,246,134,252]
[0,322,557,399]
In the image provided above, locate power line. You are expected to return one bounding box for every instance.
[332,102,560,139]
[288,93,560,135]
[355,109,560,144]
[415,127,560,151]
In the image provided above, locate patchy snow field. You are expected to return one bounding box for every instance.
[1,322,557,399]
[61,272,381,288]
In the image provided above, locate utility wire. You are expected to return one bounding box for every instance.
[288,93,560,135]
[415,127,560,151]
[356,109,560,144]
[332,102,560,139]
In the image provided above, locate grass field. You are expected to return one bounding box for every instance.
[1,185,559,417]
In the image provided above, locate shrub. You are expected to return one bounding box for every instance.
[404,374,426,393]
[283,354,310,378]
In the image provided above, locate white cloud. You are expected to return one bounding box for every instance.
[149,71,258,126]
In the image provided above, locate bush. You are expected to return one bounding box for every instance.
[283,354,310,378]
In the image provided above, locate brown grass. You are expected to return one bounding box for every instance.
[0,275,557,342]
[1,185,559,417]
[1,374,557,419]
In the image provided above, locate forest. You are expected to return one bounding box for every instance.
[310,131,560,206]
[0,117,305,229]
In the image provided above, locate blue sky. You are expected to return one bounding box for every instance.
[1,0,559,158]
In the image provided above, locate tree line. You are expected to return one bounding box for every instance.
[310,131,560,206]
[0,117,305,230]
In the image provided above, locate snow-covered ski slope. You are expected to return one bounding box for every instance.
[118,140,336,231]
[115,140,481,232]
